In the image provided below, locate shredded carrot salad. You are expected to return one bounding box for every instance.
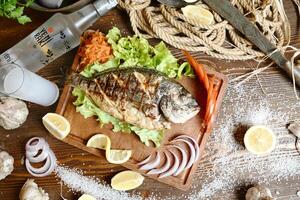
[78,31,113,71]
[182,50,220,132]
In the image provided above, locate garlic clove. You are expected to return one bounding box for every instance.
[246,185,275,200]
[0,151,14,181]
[19,179,49,200]
[288,122,300,138]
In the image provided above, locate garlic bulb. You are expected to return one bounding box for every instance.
[246,185,275,200]
[19,179,49,200]
[288,122,300,138]
[0,151,14,181]
[0,97,29,130]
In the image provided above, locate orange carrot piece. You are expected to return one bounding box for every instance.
[78,31,113,71]
[182,50,210,91]
[182,50,221,133]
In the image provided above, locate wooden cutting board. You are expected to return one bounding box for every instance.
[55,39,228,191]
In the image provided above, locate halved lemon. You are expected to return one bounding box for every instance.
[42,113,70,140]
[78,194,96,200]
[111,170,144,191]
[86,134,132,164]
[244,125,276,155]
[181,5,214,25]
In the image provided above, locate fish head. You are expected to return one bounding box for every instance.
[159,83,200,124]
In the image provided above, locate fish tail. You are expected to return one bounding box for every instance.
[67,73,87,87]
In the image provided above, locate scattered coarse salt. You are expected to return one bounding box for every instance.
[181,82,300,199]
[56,81,300,200]
[55,165,145,200]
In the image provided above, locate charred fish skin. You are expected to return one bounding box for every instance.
[71,67,200,130]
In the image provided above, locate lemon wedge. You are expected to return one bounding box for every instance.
[244,125,276,155]
[181,5,214,25]
[87,134,110,150]
[78,194,96,200]
[111,170,144,191]
[42,113,70,140]
[106,149,132,164]
[86,134,132,164]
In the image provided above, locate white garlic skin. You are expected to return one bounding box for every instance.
[0,97,29,130]
[246,185,275,200]
[0,151,14,181]
[288,122,300,138]
[19,179,49,200]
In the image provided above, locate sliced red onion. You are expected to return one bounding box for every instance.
[139,152,161,171]
[159,149,179,178]
[171,138,195,170]
[171,145,188,176]
[25,150,57,177]
[25,155,51,174]
[147,151,172,175]
[26,143,50,163]
[25,137,57,177]
[175,135,200,161]
[137,154,152,166]
[25,137,46,153]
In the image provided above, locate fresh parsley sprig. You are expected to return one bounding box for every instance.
[0,0,34,24]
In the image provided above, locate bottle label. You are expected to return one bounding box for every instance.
[0,15,79,72]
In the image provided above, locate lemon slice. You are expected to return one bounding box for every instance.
[244,125,276,155]
[78,194,96,200]
[86,134,132,164]
[42,113,70,140]
[181,5,214,25]
[111,170,144,191]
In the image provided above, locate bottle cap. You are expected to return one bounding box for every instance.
[93,0,118,16]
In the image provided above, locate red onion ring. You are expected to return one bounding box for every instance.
[171,138,196,170]
[147,151,172,175]
[25,155,51,174]
[26,143,50,163]
[175,135,200,161]
[140,152,161,171]
[25,137,46,153]
[25,137,57,177]
[171,145,188,176]
[159,149,179,178]
[137,154,152,166]
[25,150,57,177]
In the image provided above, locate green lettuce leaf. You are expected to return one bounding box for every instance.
[72,87,163,147]
[81,27,193,79]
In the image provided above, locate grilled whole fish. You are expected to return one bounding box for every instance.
[71,68,200,130]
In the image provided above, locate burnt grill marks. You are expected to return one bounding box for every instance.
[131,72,146,107]
[111,73,125,104]
[126,72,138,105]
[119,71,130,111]
[98,75,107,91]
[93,78,104,101]
[138,73,152,113]
[104,73,117,98]
[139,73,157,119]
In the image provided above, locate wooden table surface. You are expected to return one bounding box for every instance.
[0,1,299,200]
